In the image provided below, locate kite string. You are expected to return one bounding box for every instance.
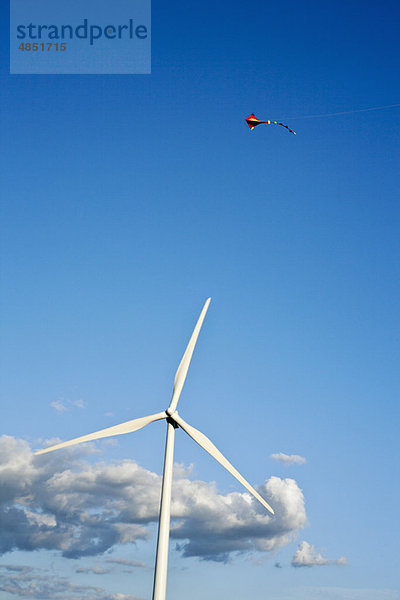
[281,103,400,121]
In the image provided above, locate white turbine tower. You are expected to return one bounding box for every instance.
[35,298,274,600]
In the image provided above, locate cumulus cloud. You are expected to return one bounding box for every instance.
[270,453,306,466]
[291,541,347,568]
[172,474,307,561]
[0,435,307,562]
[0,564,141,600]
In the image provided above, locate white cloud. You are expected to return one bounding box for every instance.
[292,541,329,566]
[75,559,147,576]
[106,559,147,569]
[270,452,306,466]
[51,401,68,414]
[76,565,112,575]
[334,556,348,566]
[291,541,347,568]
[0,563,142,600]
[172,474,307,560]
[72,399,86,409]
[50,399,86,413]
[0,435,308,562]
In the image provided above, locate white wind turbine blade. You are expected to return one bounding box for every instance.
[173,413,274,515]
[168,298,211,413]
[35,411,167,456]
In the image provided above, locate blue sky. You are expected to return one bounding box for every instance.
[1,0,399,599]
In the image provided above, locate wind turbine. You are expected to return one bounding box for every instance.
[35,298,274,600]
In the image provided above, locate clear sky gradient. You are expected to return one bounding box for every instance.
[1,1,399,599]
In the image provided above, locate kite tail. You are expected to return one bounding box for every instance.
[275,121,297,135]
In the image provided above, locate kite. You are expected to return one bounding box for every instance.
[245,104,400,135]
[245,114,297,135]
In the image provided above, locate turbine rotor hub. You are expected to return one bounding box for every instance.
[165,407,179,428]
[166,407,177,418]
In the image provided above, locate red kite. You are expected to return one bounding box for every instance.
[245,113,296,135]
